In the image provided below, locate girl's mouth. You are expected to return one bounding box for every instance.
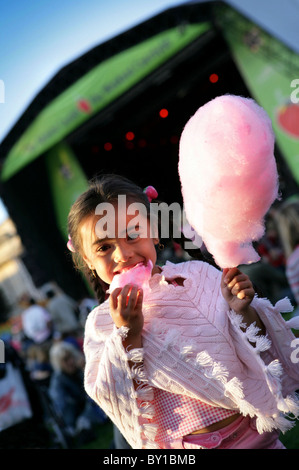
[113,262,144,276]
[108,260,153,294]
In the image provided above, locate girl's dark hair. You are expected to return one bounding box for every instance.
[68,173,217,304]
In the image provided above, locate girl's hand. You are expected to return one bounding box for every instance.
[109,284,144,348]
[221,267,266,336]
[221,267,255,315]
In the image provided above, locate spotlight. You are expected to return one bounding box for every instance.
[125,131,135,141]
[209,73,219,83]
[159,108,169,118]
[104,142,112,151]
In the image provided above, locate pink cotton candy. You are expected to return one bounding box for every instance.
[108,260,153,294]
[178,94,279,268]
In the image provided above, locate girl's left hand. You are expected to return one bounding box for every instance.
[221,267,255,314]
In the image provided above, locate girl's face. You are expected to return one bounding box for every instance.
[80,203,159,285]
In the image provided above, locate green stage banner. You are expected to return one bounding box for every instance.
[1,22,210,181]
[45,142,88,239]
[219,6,299,186]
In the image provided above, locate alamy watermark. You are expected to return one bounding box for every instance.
[290,79,299,104]
[94,195,203,250]
[0,79,4,103]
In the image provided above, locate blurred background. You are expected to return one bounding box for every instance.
[0,0,299,449]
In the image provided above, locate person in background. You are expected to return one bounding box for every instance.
[239,209,289,304]
[0,341,52,448]
[48,341,107,445]
[275,200,299,311]
[26,342,52,387]
[21,297,53,349]
[45,289,80,338]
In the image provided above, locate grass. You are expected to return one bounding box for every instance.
[80,421,114,449]
[279,419,299,449]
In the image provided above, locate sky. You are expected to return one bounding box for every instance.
[0,0,184,222]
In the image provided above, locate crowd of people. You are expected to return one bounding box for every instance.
[0,286,109,448]
[240,200,299,315]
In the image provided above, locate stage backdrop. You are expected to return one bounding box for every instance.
[220,5,299,186]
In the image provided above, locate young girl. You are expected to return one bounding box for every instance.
[67,173,299,449]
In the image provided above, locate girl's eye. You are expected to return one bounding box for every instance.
[97,244,110,253]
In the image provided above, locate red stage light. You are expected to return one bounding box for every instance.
[125,141,134,150]
[91,145,99,154]
[159,108,169,118]
[125,131,135,141]
[138,139,147,148]
[104,142,112,151]
[209,73,219,83]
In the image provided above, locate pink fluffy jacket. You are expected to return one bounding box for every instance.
[83,260,299,449]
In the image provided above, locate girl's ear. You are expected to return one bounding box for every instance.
[82,254,93,271]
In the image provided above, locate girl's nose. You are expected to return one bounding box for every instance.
[113,243,133,263]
